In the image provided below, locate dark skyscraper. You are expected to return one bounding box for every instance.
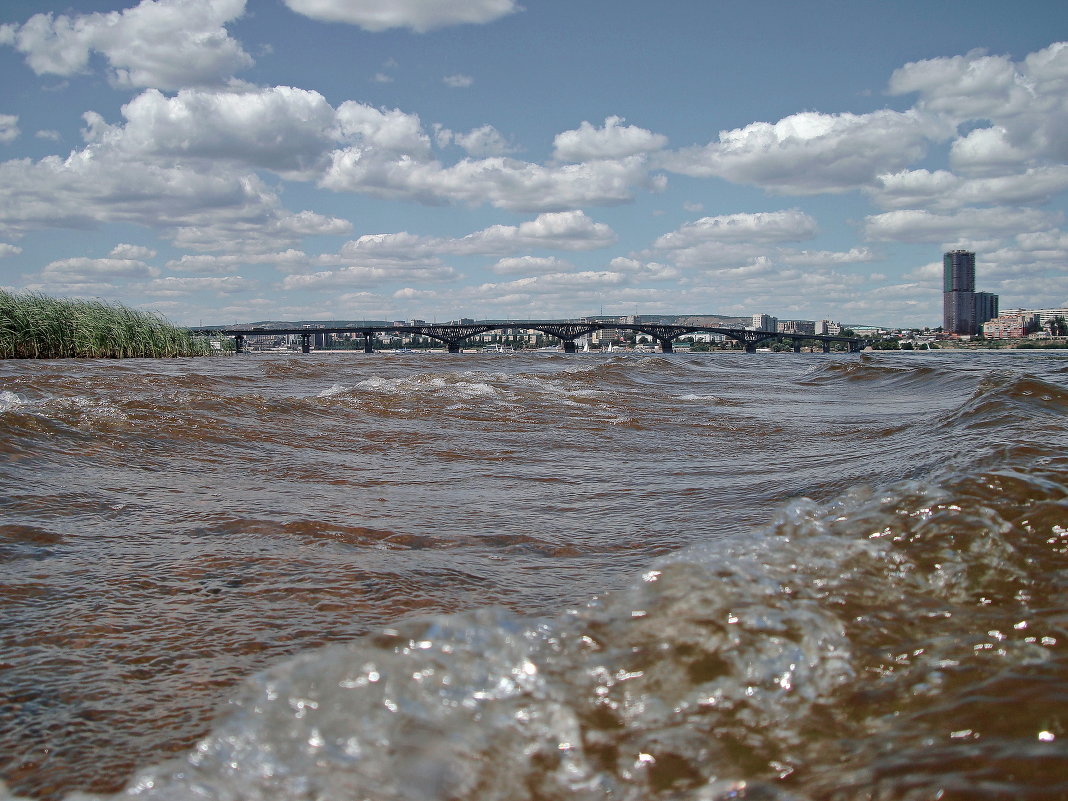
[942,250,996,335]
[944,249,975,293]
[974,292,999,330]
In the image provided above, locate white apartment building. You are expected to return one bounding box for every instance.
[750,313,778,332]
[1002,308,1068,327]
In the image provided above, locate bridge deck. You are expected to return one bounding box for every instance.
[192,321,862,353]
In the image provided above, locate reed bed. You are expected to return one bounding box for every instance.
[0,290,222,359]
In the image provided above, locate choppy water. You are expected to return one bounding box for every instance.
[1,351,1067,800]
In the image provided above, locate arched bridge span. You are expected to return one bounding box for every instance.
[195,320,862,354]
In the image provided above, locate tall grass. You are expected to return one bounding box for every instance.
[0,290,222,359]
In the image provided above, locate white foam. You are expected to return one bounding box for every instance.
[0,390,25,412]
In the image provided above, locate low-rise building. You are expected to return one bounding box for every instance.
[778,319,816,335]
[982,312,1037,339]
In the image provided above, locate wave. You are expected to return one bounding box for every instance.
[6,441,1064,801]
[4,352,1068,801]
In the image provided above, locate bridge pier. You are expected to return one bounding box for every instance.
[562,340,577,353]
[447,342,462,353]
[745,343,757,353]
[822,341,831,353]
[234,334,245,354]
[300,333,311,353]
[364,338,374,353]
[793,340,802,353]
[657,338,674,353]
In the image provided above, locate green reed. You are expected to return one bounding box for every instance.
[0,290,221,359]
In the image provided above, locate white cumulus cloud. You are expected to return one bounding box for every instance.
[109,243,157,260]
[443,74,474,89]
[660,109,942,194]
[890,42,1068,172]
[41,256,159,281]
[863,207,1061,243]
[282,0,521,32]
[117,87,338,177]
[653,210,819,250]
[144,275,255,295]
[0,115,19,144]
[321,150,656,212]
[553,116,668,162]
[870,166,1068,211]
[1,0,253,90]
[490,256,572,275]
[337,211,616,263]
[436,124,517,157]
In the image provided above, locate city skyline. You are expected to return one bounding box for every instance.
[1,1,1067,327]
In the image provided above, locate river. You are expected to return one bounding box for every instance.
[1,350,1066,800]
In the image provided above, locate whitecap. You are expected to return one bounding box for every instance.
[0,390,25,412]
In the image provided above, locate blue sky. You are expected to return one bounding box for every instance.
[1,0,1066,327]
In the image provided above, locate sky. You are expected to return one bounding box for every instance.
[0,0,1066,327]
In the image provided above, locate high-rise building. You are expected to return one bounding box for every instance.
[942,250,998,335]
[974,291,999,330]
[943,250,975,334]
[943,249,975,293]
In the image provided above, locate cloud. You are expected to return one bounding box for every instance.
[392,287,437,300]
[281,263,458,290]
[652,210,819,251]
[435,124,517,157]
[0,243,22,258]
[320,150,656,211]
[490,256,573,275]
[16,84,657,221]
[948,126,1033,175]
[166,250,310,274]
[282,0,521,32]
[113,87,338,178]
[453,210,617,252]
[780,248,878,266]
[862,207,1061,243]
[338,211,616,262]
[0,115,19,144]
[40,256,159,282]
[0,148,343,254]
[443,74,474,89]
[870,166,1068,210]
[1,0,253,90]
[660,109,942,194]
[336,101,433,156]
[889,42,1068,172]
[476,270,629,295]
[553,116,668,162]
[890,48,1032,120]
[144,275,255,295]
[109,243,157,260]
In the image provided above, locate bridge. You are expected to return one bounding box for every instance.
[194,320,863,354]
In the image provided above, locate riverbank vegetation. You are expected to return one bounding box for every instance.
[0,289,222,359]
